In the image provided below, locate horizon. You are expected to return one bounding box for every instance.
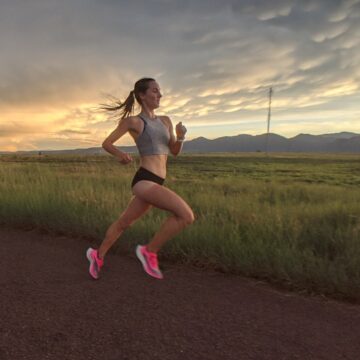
[1,130,358,153]
[1,1,360,151]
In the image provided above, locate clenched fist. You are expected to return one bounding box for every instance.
[176,122,187,140]
[116,152,133,165]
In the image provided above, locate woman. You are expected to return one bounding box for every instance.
[86,78,195,280]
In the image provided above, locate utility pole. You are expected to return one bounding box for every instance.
[266,87,273,156]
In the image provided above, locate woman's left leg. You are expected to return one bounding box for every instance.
[87,195,152,279]
[98,195,152,259]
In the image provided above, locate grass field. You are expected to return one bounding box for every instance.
[1,152,360,301]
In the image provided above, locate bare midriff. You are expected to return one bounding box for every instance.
[139,154,168,179]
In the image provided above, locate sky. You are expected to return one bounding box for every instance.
[0,0,359,151]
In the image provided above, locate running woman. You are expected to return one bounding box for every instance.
[86,78,195,280]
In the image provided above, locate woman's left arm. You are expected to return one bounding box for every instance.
[164,116,187,156]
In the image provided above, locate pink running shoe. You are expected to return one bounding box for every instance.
[86,248,104,279]
[135,245,163,279]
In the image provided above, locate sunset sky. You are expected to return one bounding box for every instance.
[1,0,359,151]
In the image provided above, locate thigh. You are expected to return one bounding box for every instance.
[120,195,152,223]
[132,181,192,217]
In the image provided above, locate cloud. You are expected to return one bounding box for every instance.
[0,0,359,150]
[32,137,100,151]
[57,129,91,135]
[231,0,294,20]
[0,122,39,137]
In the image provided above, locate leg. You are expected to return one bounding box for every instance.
[98,196,152,258]
[132,181,195,253]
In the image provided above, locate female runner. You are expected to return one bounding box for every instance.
[86,77,195,279]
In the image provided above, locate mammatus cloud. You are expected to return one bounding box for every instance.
[0,0,359,150]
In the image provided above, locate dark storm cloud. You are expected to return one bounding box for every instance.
[1,0,358,99]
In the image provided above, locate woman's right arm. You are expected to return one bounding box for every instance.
[102,117,133,164]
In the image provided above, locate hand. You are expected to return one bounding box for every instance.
[117,152,133,165]
[176,122,187,140]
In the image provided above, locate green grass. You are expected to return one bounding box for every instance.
[1,152,360,301]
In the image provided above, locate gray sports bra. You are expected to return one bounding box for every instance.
[135,113,170,156]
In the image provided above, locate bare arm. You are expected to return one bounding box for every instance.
[164,116,186,157]
[102,117,133,164]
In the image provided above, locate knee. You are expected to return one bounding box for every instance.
[181,210,195,227]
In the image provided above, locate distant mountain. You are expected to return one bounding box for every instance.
[1,132,359,155]
[287,134,333,152]
[320,132,357,139]
[183,132,360,153]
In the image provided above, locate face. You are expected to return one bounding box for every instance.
[140,81,162,110]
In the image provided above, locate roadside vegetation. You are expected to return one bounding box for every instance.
[1,152,360,301]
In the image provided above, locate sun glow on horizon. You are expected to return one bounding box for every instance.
[1,1,359,151]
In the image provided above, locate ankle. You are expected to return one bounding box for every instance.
[146,245,158,254]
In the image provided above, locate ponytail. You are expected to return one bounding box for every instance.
[100,77,155,120]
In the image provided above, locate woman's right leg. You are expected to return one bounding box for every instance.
[98,195,152,259]
[132,181,195,254]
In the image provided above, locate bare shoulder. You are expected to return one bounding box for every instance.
[121,115,136,124]
[119,115,139,127]
[159,115,173,128]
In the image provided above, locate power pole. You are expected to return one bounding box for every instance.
[266,87,273,155]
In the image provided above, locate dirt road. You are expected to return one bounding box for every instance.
[0,227,359,360]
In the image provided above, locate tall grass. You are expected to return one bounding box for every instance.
[1,153,360,301]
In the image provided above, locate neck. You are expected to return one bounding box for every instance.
[140,108,156,119]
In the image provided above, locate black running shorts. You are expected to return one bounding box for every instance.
[131,167,165,188]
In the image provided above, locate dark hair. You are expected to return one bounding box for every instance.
[100,77,155,120]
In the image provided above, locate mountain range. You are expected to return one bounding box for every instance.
[181,132,360,153]
[1,132,360,155]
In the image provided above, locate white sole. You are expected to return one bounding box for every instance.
[86,248,99,279]
[86,248,92,262]
[135,245,147,270]
[135,245,163,279]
